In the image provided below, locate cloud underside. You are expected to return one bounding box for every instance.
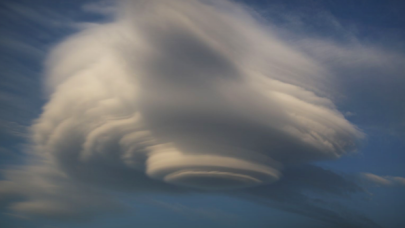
[1,0,402,227]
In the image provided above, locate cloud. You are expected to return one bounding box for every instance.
[82,0,117,16]
[0,162,125,221]
[31,0,362,194]
[359,173,405,187]
[0,0,402,226]
[2,2,75,29]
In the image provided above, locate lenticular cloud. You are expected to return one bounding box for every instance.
[0,0,366,221]
[0,1,367,219]
[32,0,362,191]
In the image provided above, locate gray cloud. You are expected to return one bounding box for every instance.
[0,0,402,226]
[0,162,126,221]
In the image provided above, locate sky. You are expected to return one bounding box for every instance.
[0,0,405,228]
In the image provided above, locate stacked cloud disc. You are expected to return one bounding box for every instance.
[146,145,281,190]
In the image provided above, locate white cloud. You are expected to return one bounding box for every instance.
[31,0,362,193]
[1,0,402,223]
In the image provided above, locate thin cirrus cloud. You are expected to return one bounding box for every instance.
[0,0,402,227]
[359,172,405,187]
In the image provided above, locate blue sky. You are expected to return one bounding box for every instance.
[1,0,405,228]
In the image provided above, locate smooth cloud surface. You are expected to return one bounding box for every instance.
[0,0,380,225]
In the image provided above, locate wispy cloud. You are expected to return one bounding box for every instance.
[2,2,75,29]
[359,173,405,187]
